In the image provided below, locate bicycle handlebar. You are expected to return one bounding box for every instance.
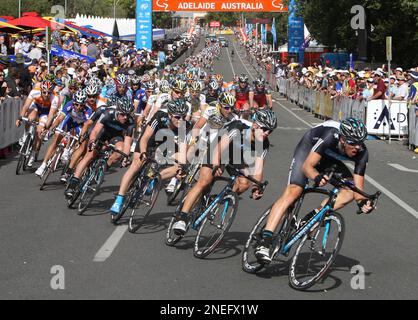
[54,128,79,141]
[106,144,130,159]
[21,117,38,126]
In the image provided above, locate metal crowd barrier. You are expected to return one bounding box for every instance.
[277,79,414,140]
[0,98,24,149]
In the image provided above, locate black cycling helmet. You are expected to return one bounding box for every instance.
[239,74,249,83]
[207,113,228,129]
[254,109,278,131]
[116,96,134,115]
[167,99,188,117]
[340,118,368,144]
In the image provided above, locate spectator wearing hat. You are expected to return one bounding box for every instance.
[393,76,409,101]
[388,76,398,99]
[368,71,386,100]
[28,42,44,61]
[395,68,403,78]
[0,37,8,56]
[80,39,88,56]
[362,78,375,101]
[14,38,23,55]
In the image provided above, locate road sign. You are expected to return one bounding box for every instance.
[136,0,152,50]
[386,36,392,61]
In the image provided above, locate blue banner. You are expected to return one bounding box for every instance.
[271,19,277,45]
[136,0,152,51]
[50,45,96,64]
[288,0,304,55]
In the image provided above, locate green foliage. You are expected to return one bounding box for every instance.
[296,0,418,66]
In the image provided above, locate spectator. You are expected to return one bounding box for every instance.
[0,70,8,101]
[87,39,99,59]
[28,42,44,61]
[0,36,8,56]
[361,78,374,101]
[393,76,409,101]
[368,71,386,101]
[14,37,23,55]
[51,28,62,47]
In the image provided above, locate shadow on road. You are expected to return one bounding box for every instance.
[125,211,173,235]
[253,254,361,292]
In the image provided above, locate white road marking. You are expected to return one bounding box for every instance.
[388,163,418,173]
[93,225,128,262]
[225,47,236,77]
[277,126,307,131]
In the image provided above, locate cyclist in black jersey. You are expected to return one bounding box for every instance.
[255,118,375,264]
[172,109,278,236]
[109,100,192,215]
[65,97,135,198]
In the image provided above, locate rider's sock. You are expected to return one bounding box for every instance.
[115,194,125,204]
[261,230,274,247]
[180,211,189,223]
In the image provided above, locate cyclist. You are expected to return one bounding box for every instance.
[231,74,251,116]
[85,83,100,111]
[204,80,220,104]
[186,81,207,124]
[172,108,277,236]
[65,97,135,198]
[109,100,191,216]
[16,80,60,167]
[254,118,374,264]
[35,90,93,177]
[249,77,273,110]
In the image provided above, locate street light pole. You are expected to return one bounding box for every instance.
[19,0,21,18]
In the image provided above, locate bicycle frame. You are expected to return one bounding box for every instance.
[281,187,339,255]
[191,175,237,231]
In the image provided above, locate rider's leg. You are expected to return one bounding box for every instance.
[107,140,124,167]
[42,133,62,165]
[68,140,87,171]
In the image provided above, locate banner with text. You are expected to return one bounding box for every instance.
[152,0,287,12]
[136,0,153,51]
[288,0,304,54]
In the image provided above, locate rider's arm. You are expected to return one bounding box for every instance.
[248,90,254,109]
[212,133,232,167]
[45,106,58,130]
[88,121,104,143]
[302,151,323,181]
[266,94,273,109]
[50,113,65,131]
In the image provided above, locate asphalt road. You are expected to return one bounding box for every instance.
[1,35,418,300]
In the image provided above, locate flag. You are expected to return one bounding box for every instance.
[261,24,266,44]
[271,18,277,45]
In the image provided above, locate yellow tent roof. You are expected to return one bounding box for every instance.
[0,21,24,32]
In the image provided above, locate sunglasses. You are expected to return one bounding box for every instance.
[344,140,364,149]
[221,103,233,110]
[261,128,272,134]
[171,114,185,120]
[173,90,183,95]
[118,113,129,118]
[41,91,50,95]
[87,95,97,98]
[73,102,83,107]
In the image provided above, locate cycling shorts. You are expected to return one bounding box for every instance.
[235,100,249,111]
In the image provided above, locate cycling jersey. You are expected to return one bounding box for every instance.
[135,110,192,154]
[97,109,135,143]
[288,120,369,187]
[224,119,270,168]
[250,86,271,108]
[203,89,219,104]
[59,102,93,135]
[28,89,60,117]
[133,88,148,113]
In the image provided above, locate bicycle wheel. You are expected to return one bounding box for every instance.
[242,208,272,273]
[128,174,162,233]
[166,179,185,206]
[194,192,239,259]
[16,135,31,175]
[289,212,345,291]
[66,169,88,209]
[112,177,141,225]
[40,149,61,190]
[77,162,105,215]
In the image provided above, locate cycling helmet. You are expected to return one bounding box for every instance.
[207,113,228,129]
[85,84,99,96]
[144,81,156,92]
[208,80,219,91]
[254,109,278,131]
[73,90,87,104]
[254,76,266,86]
[219,92,236,108]
[190,81,202,92]
[171,79,187,93]
[114,73,129,87]
[340,118,368,144]
[214,74,223,82]
[159,80,171,93]
[116,96,134,115]
[130,75,142,86]
[239,74,249,83]
[167,99,188,117]
[68,79,79,89]
[41,80,55,93]
[89,77,102,88]
[186,73,194,80]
